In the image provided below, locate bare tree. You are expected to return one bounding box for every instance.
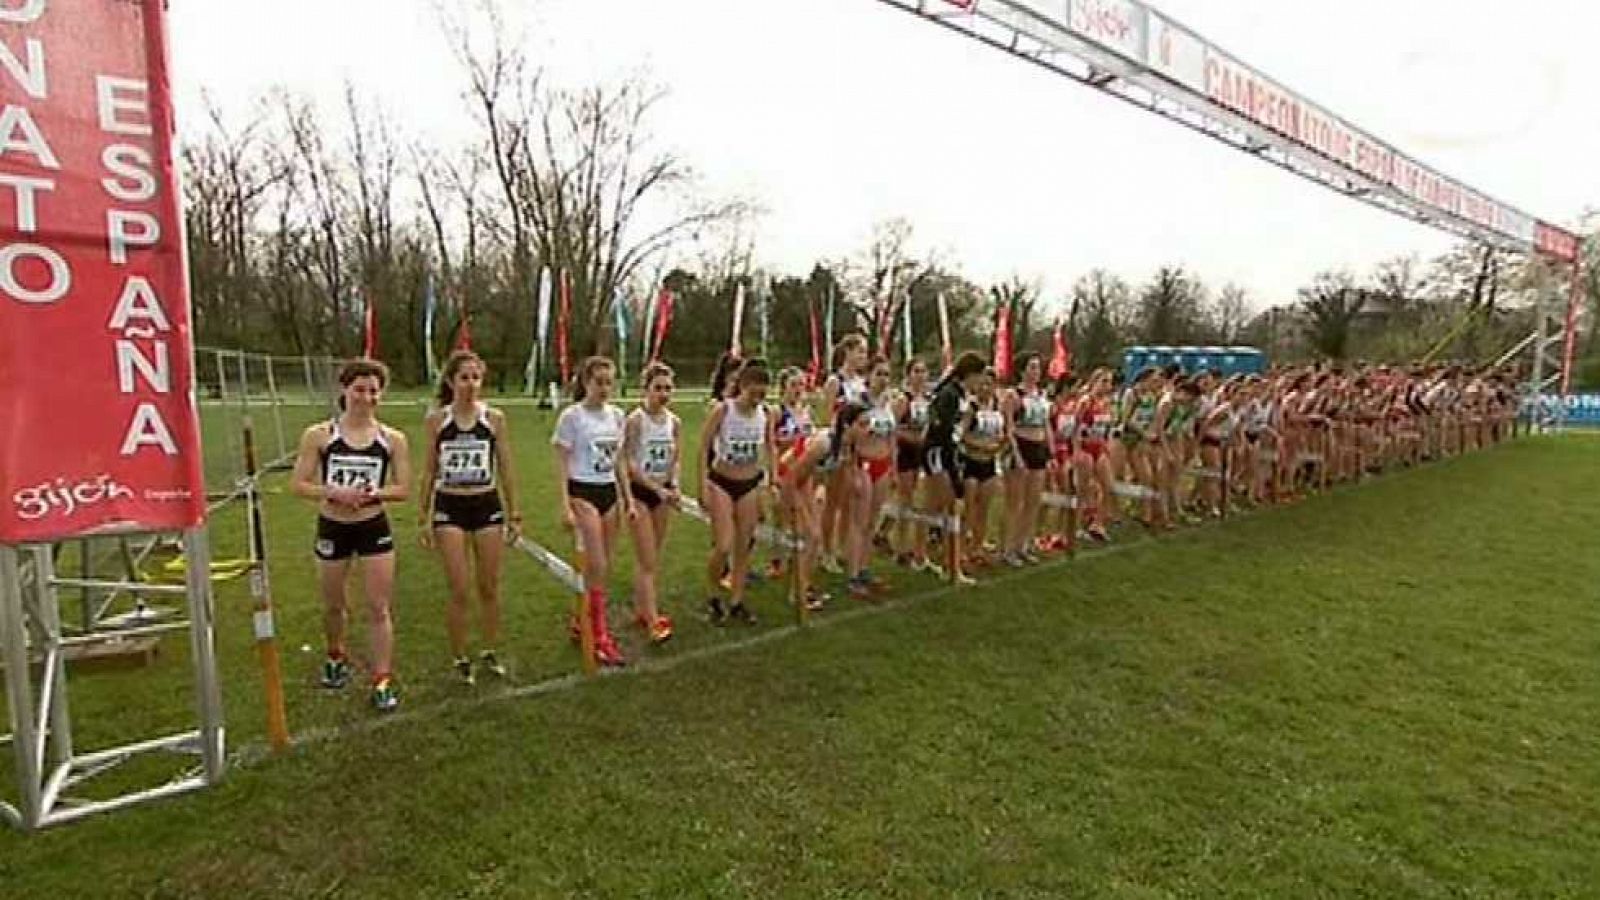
[1299,270,1368,360]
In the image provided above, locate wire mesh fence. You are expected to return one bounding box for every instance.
[196,347,342,501]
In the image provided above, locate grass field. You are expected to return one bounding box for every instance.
[2,400,1598,897]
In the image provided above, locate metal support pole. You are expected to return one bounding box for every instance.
[32,548,72,774]
[264,357,287,461]
[214,349,230,405]
[303,355,316,406]
[1531,293,1549,433]
[1,545,43,827]
[182,529,226,783]
[235,350,249,410]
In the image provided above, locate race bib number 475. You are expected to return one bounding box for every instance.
[327,454,383,490]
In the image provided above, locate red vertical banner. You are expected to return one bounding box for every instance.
[807,298,822,385]
[1047,322,1071,380]
[0,0,206,542]
[651,287,675,362]
[1559,257,1584,397]
[557,269,572,385]
[993,303,1014,382]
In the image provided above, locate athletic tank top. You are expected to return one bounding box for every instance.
[553,403,625,485]
[435,404,496,490]
[716,402,767,467]
[631,408,678,481]
[903,391,931,431]
[1166,401,1195,438]
[1015,390,1050,430]
[1081,400,1111,442]
[1054,403,1078,444]
[865,395,897,439]
[972,407,1005,440]
[775,403,814,447]
[321,419,392,491]
[1129,394,1158,431]
[837,373,868,409]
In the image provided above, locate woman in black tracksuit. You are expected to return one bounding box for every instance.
[920,351,987,586]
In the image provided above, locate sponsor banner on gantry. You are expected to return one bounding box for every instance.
[0,0,206,542]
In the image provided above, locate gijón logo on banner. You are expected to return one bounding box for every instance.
[0,0,205,542]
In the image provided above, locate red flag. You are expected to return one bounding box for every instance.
[1047,322,1071,380]
[362,292,377,358]
[557,270,572,386]
[994,303,1014,382]
[808,298,823,384]
[651,287,676,361]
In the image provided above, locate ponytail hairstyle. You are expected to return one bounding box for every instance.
[709,351,742,401]
[825,402,869,468]
[734,356,771,393]
[571,355,616,404]
[336,357,391,411]
[833,333,868,371]
[933,350,987,396]
[777,365,807,398]
[436,349,484,407]
[641,361,675,392]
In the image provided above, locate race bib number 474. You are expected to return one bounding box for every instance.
[440,438,492,485]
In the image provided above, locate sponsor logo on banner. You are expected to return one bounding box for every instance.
[1146,12,1204,92]
[1066,0,1146,62]
[0,0,206,542]
[1534,222,1579,262]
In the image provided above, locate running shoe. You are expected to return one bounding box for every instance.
[820,555,844,576]
[952,571,978,587]
[1086,523,1110,543]
[594,635,626,668]
[728,602,758,626]
[706,596,727,626]
[320,657,352,690]
[920,560,947,581]
[1003,553,1026,569]
[479,651,507,679]
[454,656,475,686]
[846,577,872,600]
[718,572,734,592]
[648,615,674,645]
[370,678,400,713]
[803,590,828,612]
[895,552,915,569]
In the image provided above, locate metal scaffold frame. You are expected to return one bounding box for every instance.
[0,528,226,830]
[871,0,1586,404]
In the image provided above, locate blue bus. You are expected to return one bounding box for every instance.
[1121,346,1266,383]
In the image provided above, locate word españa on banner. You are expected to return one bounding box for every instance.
[0,0,205,541]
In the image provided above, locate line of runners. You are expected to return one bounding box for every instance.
[290,342,1522,711]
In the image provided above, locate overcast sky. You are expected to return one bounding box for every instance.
[168,0,1598,309]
